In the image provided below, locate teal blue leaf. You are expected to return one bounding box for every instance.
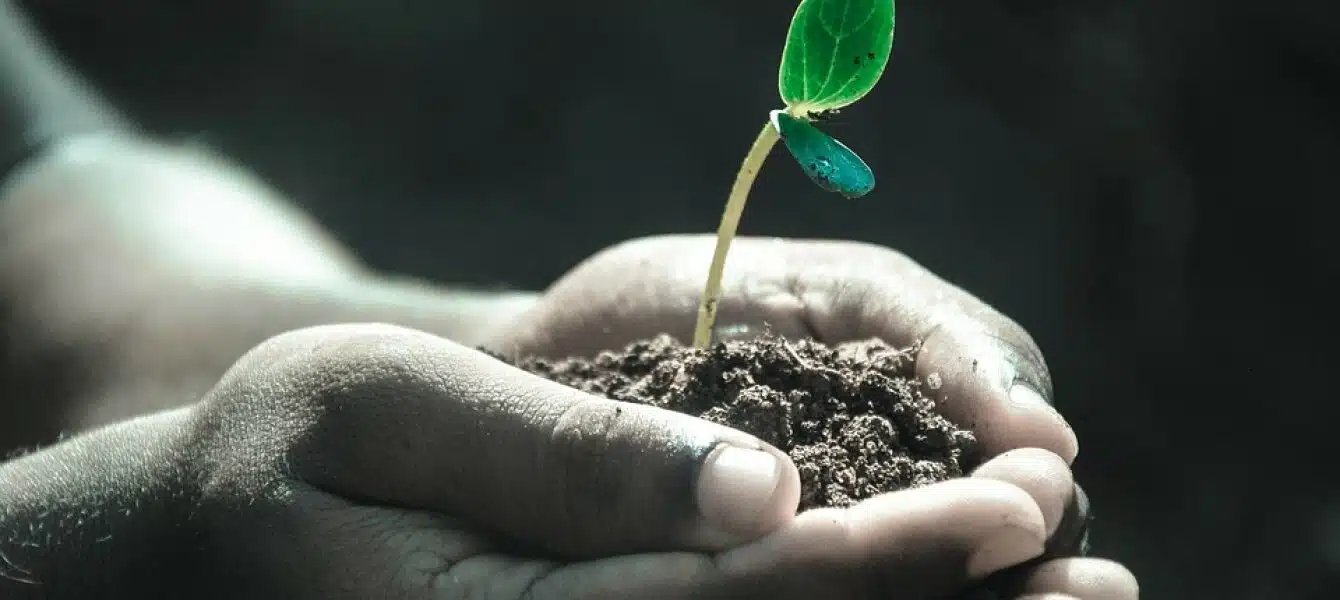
[770,110,875,198]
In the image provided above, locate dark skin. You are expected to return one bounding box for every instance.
[0,4,1137,598]
[0,134,1137,599]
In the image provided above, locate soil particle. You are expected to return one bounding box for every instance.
[508,334,980,510]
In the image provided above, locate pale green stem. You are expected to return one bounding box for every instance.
[692,121,781,348]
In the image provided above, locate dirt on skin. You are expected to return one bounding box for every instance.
[508,334,980,510]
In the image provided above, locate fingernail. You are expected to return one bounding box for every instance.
[967,527,1046,579]
[1010,383,1080,461]
[697,445,784,538]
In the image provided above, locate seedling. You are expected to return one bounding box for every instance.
[691,0,897,348]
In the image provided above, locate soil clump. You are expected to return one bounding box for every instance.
[509,334,980,510]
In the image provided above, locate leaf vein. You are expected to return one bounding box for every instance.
[815,68,865,106]
[815,0,855,100]
[800,19,811,99]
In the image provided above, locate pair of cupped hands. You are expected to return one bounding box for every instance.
[172,234,1136,600]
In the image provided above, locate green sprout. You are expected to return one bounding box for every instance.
[690,0,897,348]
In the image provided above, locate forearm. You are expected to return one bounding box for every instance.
[2,3,537,444]
[0,408,197,599]
[79,272,536,431]
[0,0,127,175]
[1,134,535,446]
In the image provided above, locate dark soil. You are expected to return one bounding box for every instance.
[508,334,980,510]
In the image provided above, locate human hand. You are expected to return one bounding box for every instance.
[485,234,1138,599]
[165,323,1128,599]
[492,235,1073,462]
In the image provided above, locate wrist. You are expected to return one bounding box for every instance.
[0,408,201,599]
[353,275,538,346]
[48,277,537,435]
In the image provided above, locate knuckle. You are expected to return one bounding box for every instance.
[547,398,623,470]
[991,314,1045,364]
[392,531,455,591]
[543,398,641,548]
[245,323,426,393]
[992,319,1050,388]
[193,323,430,460]
[925,315,1051,387]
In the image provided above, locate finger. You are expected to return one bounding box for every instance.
[522,553,723,600]
[970,449,1074,539]
[717,321,1076,465]
[218,324,802,560]
[776,239,1077,462]
[713,477,1048,599]
[213,479,1044,600]
[1049,483,1092,556]
[967,450,1091,599]
[913,324,1077,462]
[525,478,1049,600]
[1017,558,1140,600]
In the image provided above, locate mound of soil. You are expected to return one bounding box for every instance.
[510,333,980,510]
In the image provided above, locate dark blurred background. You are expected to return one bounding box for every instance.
[15,0,1340,598]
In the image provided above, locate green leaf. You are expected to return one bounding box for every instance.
[777,0,896,115]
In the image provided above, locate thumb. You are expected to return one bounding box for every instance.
[245,324,802,560]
